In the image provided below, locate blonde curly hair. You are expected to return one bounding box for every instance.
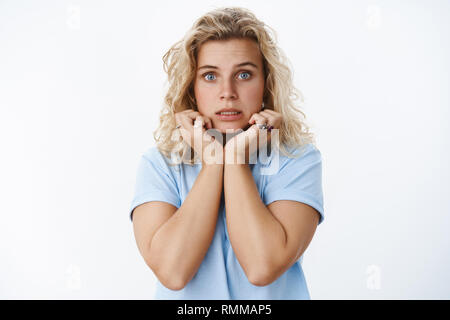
[153,6,316,165]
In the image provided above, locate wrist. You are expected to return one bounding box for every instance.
[201,162,224,173]
[224,147,248,165]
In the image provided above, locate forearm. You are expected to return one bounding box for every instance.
[224,164,287,280]
[150,164,223,287]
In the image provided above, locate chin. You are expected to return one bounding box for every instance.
[216,123,249,133]
[216,127,240,134]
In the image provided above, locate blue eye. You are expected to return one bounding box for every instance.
[238,72,251,80]
[204,73,216,81]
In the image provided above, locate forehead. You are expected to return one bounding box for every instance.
[197,38,262,67]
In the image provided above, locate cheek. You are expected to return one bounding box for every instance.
[195,81,212,99]
[241,83,264,111]
[194,84,215,114]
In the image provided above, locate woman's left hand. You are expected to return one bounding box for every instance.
[224,109,282,164]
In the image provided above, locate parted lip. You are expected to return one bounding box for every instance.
[216,108,241,114]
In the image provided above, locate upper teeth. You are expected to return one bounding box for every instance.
[220,112,239,115]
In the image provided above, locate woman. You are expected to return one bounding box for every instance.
[129,7,324,300]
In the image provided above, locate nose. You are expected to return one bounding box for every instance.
[220,78,237,101]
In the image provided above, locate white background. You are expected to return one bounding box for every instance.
[0,0,449,299]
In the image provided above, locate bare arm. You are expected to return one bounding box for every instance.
[132,163,223,291]
[223,164,319,286]
[223,164,286,284]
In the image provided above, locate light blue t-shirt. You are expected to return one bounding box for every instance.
[129,143,324,300]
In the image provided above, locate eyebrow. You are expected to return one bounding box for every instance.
[197,62,258,71]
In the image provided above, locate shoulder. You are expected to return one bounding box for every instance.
[278,143,322,168]
[141,146,180,172]
[284,143,321,158]
[142,146,164,162]
[259,143,321,177]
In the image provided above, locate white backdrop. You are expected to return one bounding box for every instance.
[1,0,449,299]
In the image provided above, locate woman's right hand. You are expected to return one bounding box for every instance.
[174,109,224,166]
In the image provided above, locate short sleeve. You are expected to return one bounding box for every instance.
[262,143,324,225]
[129,147,181,221]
